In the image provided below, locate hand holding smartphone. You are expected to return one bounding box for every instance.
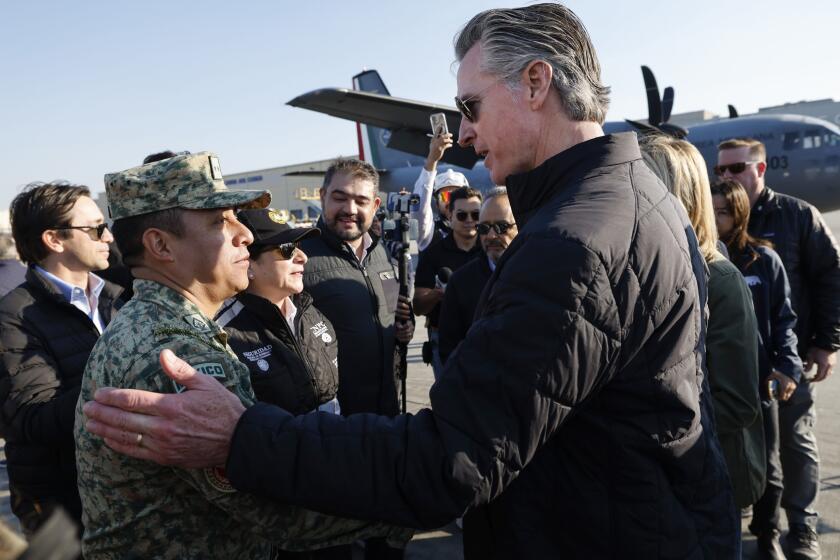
[430,113,448,137]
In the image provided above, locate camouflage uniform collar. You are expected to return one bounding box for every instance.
[132,279,225,339]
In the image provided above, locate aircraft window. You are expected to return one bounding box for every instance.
[803,130,822,149]
[783,132,801,150]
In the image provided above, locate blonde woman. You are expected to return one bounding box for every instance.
[640,134,766,514]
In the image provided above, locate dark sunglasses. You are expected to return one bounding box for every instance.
[454,95,481,123]
[713,161,761,176]
[455,210,480,222]
[276,242,300,260]
[454,81,498,123]
[54,223,110,240]
[476,221,516,235]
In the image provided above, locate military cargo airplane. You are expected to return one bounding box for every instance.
[288,69,840,212]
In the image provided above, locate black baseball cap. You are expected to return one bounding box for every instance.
[237,208,320,248]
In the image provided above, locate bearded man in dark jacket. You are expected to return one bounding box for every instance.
[83,4,736,558]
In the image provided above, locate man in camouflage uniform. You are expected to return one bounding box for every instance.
[73,152,409,559]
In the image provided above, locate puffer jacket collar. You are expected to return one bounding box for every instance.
[235,291,313,329]
[315,217,382,263]
[24,265,124,319]
[506,132,642,228]
[751,186,778,215]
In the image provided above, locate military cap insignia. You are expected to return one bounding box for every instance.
[209,156,223,180]
[268,209,286,224]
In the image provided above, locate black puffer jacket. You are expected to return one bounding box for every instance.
[227,134,736,558]
[299,222,400,416]
[748,187,840,354]
[438,254,492,365]
[217,291,339,415]
[0,267,122,528]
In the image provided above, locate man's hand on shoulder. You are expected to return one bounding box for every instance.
[83,349,246,468]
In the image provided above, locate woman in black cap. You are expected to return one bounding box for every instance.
[217,209,352,559]
[217,208,341,424]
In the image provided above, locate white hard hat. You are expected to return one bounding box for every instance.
[433,169,469,192]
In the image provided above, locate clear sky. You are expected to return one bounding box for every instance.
[2,0,838,209]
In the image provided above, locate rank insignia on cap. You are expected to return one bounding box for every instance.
[209,156,223,180]
[268,209,286,224]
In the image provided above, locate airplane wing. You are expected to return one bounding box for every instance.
[287,88,481,168]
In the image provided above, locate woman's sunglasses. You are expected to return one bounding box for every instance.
[455,210,480,222]
[275,242,300,260]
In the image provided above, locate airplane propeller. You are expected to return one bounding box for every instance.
[626,66,689,139]
[662,87,674,123]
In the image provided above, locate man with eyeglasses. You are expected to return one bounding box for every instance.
[437,186,516,368]
[410,132,471,252]
[0,182,124,536]
[413,186,482,380]
[718,138,840,559]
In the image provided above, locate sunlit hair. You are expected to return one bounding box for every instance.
[10,181,91,265]
[321,158,379,193]
[717,138,767,162]
[454,3,610,124]
[481,186,508,210]
[639,134,719,263]
[710,178,771,268]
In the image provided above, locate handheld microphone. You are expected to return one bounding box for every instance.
[436,267,453,290]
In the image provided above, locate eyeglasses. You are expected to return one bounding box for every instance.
[455,210,480,222]
[276,242,300,260]
[476,221,516,235]
[454,81,499,123]
[53,223,110,240]
[713,161,762,176]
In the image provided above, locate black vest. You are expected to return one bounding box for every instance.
[300,221,400,416]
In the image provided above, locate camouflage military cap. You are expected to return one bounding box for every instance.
[104,151,271,220]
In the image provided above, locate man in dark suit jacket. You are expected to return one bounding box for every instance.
[438,187,517,365]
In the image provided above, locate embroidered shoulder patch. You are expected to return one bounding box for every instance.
[204,466,236,493]
[172,362,226,393]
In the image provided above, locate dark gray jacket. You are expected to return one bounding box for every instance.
[748,187,840,355]
[300,221,400,416]
[227,134,736,558]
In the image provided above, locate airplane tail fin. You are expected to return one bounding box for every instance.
[352,70,424,170]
